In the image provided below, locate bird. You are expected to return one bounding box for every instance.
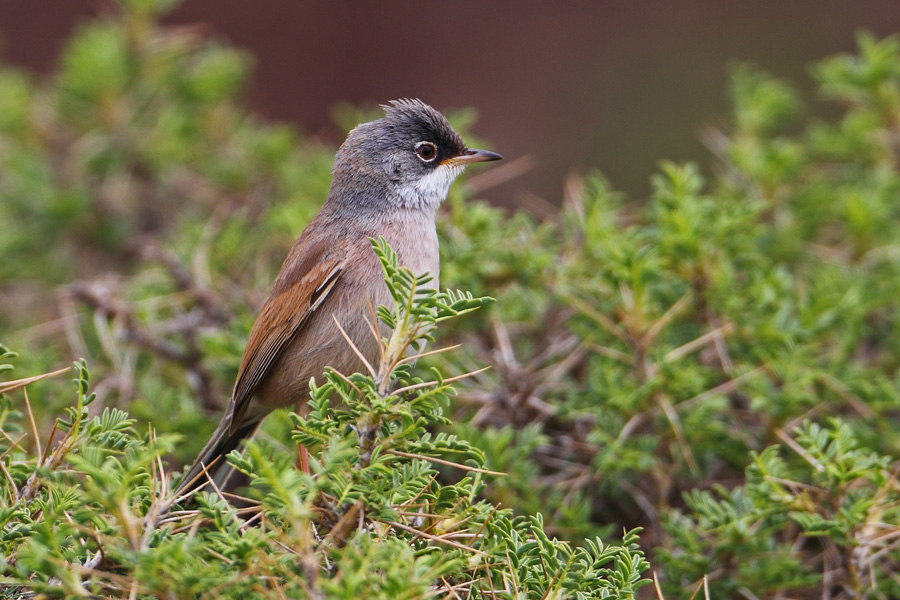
[175,99,502,496]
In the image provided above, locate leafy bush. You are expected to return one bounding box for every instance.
[435,32,900,598]
[0,243,647,598]
[4,1,900,597]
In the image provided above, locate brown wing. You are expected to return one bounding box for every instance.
[227,235,345,434]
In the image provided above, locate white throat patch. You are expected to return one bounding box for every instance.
[395,163,465,209]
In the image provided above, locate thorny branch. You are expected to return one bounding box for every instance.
[64,241,230,410]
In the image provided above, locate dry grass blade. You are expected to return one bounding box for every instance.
[440,576,465,600]
[775,427,826,473]
[567,296,627,342]
[816,371,876,419]
[385,520,487,556]
[643,291,692,346]
[586,342,633,364]
[169,456,222,506]
[365,295,385,365]
[532,340,585,396]
[332,315,377,378]
[658,394,698,477]
[678,366,767,411]
[397,343,462,365]
[686,575,708,600]
[325,368,365,397]
[0,430,27,456]
[0,459,19,501]
[23,389,42,455]
[391,366,490,396]
[652,571,666,600]
[663,322,735,363]
[0,366,70,395]
[386,449,506,476]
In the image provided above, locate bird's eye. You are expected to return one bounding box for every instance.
[415,141,437,162]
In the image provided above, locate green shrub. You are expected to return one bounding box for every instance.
[4,1,900,597]
[0,242,648,598]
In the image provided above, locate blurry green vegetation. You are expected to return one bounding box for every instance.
[2,1,900,597]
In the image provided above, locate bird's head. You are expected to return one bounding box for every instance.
[329,99,502,212]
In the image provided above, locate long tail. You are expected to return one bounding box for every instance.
[173,415,262,498]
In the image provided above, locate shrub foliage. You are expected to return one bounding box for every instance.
[2,1,900,598]
[0,242,647,598]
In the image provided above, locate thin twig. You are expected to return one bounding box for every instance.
[386,449,506,476]
[385,520,486,555]
[365,295,385,365]
[326,369,365,398]
[775,428,825,473]
[391,367,490,396]
[658,394,698,476]
[0,459,19,501]
[0,430,27,456]
[0,367,70,395]
[586,342,633,364]
[567,296,627,342]
[397,344,462,365]
[643,291,692,346]
[663,323,735,363]
[23,388,42,455]
[678,366,767,411]
[332,315,377,379]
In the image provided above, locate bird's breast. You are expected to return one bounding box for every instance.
[376,209,440,290]
[252,209,440,412]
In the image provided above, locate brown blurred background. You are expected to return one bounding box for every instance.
[1,1,899,208]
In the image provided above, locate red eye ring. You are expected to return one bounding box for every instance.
[415,141,437,162]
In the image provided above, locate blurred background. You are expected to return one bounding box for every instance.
[3,1,900,208]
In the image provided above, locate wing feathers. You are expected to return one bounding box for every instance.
[227,237,346,433]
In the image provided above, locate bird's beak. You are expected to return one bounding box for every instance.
[443,148,504,166]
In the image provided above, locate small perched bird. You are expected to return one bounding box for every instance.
[176,99,501,494]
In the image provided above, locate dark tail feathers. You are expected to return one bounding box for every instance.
[174,416,261,499]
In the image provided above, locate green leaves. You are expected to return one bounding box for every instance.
[731,64,802,136]
[428,32,900,600]
[5,1,900,597]
[660,419,900,597]
[489,515,648,600]
[58,23,131,105]
[0,234,649,597]
[813,32,900,107]
[372,236,494,328]
[0,343,17,376]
